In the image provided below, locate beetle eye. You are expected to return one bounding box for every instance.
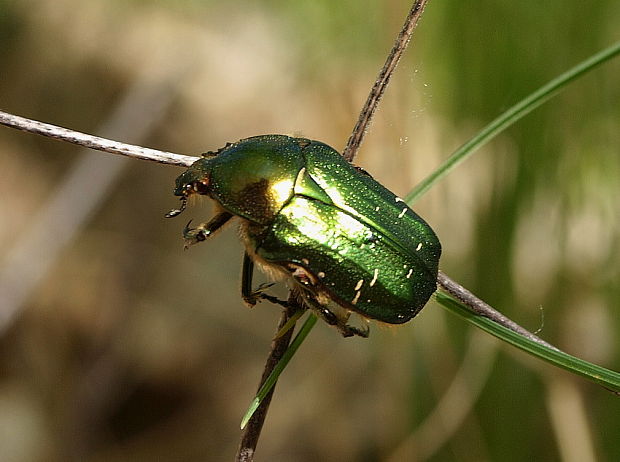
[194,181,209,195]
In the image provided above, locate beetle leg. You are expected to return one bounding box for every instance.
[318,307,369,338]
[182,211,233,248]
[241,252,291,308]
[241,251,256,306]
[284,263,369,337]
[325,309,369,338]
[300,292,369,338]
[348,318,370,338]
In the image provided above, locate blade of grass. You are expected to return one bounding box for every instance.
[435,291,620,393]
[406,40,620,204]
[241,313,318,429]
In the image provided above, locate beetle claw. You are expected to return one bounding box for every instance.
[341,323,370,338]
[182,220,209,248]
[243,283,279,307]
[314,305,370,338]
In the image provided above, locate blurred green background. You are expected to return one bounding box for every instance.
[1,0,618,461]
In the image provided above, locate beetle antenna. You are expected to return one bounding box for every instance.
[165,196,187,218]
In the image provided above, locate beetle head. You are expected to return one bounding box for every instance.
[165,159,212,218]
[166,135,304,222]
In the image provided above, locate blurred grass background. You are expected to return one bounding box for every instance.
[0,0,618,461]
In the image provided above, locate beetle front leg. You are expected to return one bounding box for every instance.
[183,211,233,248]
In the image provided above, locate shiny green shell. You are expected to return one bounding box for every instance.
[174,135,441,324]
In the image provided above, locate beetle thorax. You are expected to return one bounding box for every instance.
[206,136,306,225]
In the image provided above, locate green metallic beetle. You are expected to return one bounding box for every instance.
[166,135,441,337]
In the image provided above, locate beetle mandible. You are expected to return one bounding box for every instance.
[167,134,441,337]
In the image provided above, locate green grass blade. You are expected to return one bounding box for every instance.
[406,40,620,204]
[435,291,620,392]
[241,313,318,429]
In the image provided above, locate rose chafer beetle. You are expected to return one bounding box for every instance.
[167,135,441,337]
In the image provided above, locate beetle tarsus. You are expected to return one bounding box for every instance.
[257,293,292,309]
[341,323,370,338]
[314,305,369,338]
[243,283,291,309]
[183,220,209,248]
[334,319,370,338]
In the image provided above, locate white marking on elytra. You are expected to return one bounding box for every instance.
[354,279,364,291]
[352,291,361,305]
[395,197,405,203]
[375,206,380,212]
[398,207,407,218]
[416,242,423,251]
[295,167,307,184]
[369,269,379,287]
[406,268,413,279]
[318,271,326,278]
